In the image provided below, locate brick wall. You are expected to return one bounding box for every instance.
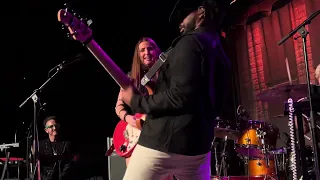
[244,0,313,120]
[247,21,269,120]
[290,0,315,84]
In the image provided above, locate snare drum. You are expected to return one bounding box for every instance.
[235,120,279,158]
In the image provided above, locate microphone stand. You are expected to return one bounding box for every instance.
[25,103,46,179]
[278,9,320,179]
[19,64,65,180]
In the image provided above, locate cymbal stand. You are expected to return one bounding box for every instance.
[218,136,229,176]
[259,130,279,180]
[212,141,220,175]
[274,154,281,180]
[258,129,269,167]
[270,148,286,180]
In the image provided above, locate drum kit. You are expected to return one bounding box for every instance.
[210,83,318,180]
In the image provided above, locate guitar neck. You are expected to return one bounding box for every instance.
[86,39,131,89]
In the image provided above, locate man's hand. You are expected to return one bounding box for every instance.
[121,84,139,107]
[125,115,137,128]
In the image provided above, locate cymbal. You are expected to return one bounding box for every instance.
[214,128,240,141]
[257,84,308,103]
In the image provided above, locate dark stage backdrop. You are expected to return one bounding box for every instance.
[0,0,238,178]
[232,0,320,147]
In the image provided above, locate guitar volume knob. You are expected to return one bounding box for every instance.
[120,145,127,152]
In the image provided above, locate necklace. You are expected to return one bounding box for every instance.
[51,143,58,155]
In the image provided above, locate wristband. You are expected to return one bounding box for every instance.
[123,113,129,122]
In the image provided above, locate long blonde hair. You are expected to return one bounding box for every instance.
[130,37,161,89]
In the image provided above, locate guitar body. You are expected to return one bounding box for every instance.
[112,113,146,157]
[112,86,152,157]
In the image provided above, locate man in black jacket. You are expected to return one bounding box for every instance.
[36,116,75,180]
[121,0,231,179]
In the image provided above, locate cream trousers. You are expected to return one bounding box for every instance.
[123,144,211,180]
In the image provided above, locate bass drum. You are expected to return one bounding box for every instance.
[211,176,273,180]
[247,159,275,177]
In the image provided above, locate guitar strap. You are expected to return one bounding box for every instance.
[140,32,199,86]
[141,47,172,86]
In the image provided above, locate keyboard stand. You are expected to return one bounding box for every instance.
[1,149,10,180]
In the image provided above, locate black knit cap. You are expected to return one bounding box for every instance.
[168,0,231,26]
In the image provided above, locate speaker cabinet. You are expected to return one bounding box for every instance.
[107,137,126,180]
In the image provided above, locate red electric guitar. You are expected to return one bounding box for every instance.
[57,9,151,157]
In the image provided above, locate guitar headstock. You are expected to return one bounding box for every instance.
[57,9,93,44]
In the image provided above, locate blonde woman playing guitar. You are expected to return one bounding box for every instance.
[115,37,161,165]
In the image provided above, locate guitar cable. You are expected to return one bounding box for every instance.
[288,98,298,180]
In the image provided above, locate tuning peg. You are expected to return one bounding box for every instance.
[66,32,73,40]
[63,2,72,10]
[79,16,92,26]
[72,12,79,18]
[61,24,66,30]
[86,19,93,26]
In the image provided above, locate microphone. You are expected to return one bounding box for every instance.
[61,54,84,68]
[48,54,84,76]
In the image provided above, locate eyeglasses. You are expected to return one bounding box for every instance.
[45,124,60,129]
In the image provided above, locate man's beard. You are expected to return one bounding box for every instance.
[181,16,197,35]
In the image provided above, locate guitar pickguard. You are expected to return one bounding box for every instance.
[124,124,141,150]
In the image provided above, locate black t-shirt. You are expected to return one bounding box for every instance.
[38,138,73,180]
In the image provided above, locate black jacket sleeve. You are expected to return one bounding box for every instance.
[130,35,202,115]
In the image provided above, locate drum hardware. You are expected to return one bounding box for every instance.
[218,136,229,177]
[269,147,288,178]
[235,120,279,159]
[214,128,240,141]
[212,118,238,177]
[212,135,230,177]
[212,139,220,175]
[257,129,269,167]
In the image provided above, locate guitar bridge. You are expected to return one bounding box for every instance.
[124,130,129,139]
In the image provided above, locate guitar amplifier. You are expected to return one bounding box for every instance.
[106,137,126,180]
